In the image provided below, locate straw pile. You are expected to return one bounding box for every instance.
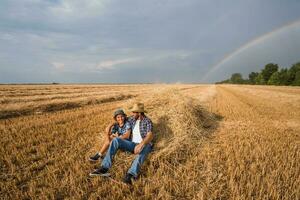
[89,88,219,199]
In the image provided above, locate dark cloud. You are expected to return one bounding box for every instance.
[1,0,300,83]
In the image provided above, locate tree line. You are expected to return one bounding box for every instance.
[215,62,300,86]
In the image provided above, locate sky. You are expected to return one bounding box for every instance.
[0,0,300,83]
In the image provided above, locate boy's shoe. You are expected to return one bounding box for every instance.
[89,167,110,177]
[89,152,103,162]
[123,173,134,185]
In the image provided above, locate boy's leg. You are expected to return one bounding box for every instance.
[99,138,110,155]
[89,133,110,161]
[101,137,136,169]
[127,144,152,178]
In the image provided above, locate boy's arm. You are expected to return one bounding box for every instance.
[105,122,116,135]
[119,129,131,140]
[118,121,132,140]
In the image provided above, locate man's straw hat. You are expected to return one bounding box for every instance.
[130,102,147,113]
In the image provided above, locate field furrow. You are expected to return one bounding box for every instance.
[186,85,300,199]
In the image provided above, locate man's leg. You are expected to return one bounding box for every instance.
[127,144,152,178]
[101,137,136,169]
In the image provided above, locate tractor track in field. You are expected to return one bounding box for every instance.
[190,85,300,199]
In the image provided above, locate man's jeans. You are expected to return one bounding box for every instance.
[101,137,152,177]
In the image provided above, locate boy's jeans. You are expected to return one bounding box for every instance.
[101,137,152,177]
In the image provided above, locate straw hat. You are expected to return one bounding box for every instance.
[130,102,147,113]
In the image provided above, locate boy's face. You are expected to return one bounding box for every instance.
[115,114,125,124]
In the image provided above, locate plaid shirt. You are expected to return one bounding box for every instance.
[128,115,153,140]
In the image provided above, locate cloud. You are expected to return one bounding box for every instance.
[1,0,300,83]
[52,62,65,70]
[48,0,109,19]
[0,32,15,41]
[96,57,140,70]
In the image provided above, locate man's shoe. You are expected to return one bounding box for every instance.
[123,173,134,185]
[89,152,103,162]
[89,167,110,177]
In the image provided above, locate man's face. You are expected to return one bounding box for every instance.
[132,112,140,119]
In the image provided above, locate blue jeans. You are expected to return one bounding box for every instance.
[101,137,152,177]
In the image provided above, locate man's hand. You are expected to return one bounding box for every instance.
[134,143,144,154]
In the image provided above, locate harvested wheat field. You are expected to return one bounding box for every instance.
[0,84,299,200]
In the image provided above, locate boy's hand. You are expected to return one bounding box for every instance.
[110,133,118,140]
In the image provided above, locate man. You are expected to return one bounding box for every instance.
[89,102,154,185]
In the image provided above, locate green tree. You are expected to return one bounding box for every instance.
[216,61,300,86]
[277,68,289,85]
[248,72,259,84]
[230,73,244,84]
[255,73,265,85]
[261,63,279,83]
[293,71,300,86]
[287,62,300,85]
[267,72,280,85]
[215,79,230,84]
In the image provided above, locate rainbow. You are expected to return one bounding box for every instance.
[201,19,300,82]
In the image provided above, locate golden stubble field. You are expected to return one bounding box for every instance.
[0,84,299,200]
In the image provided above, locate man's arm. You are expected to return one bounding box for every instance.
[141,131,153,145]
[134,131,153,154]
